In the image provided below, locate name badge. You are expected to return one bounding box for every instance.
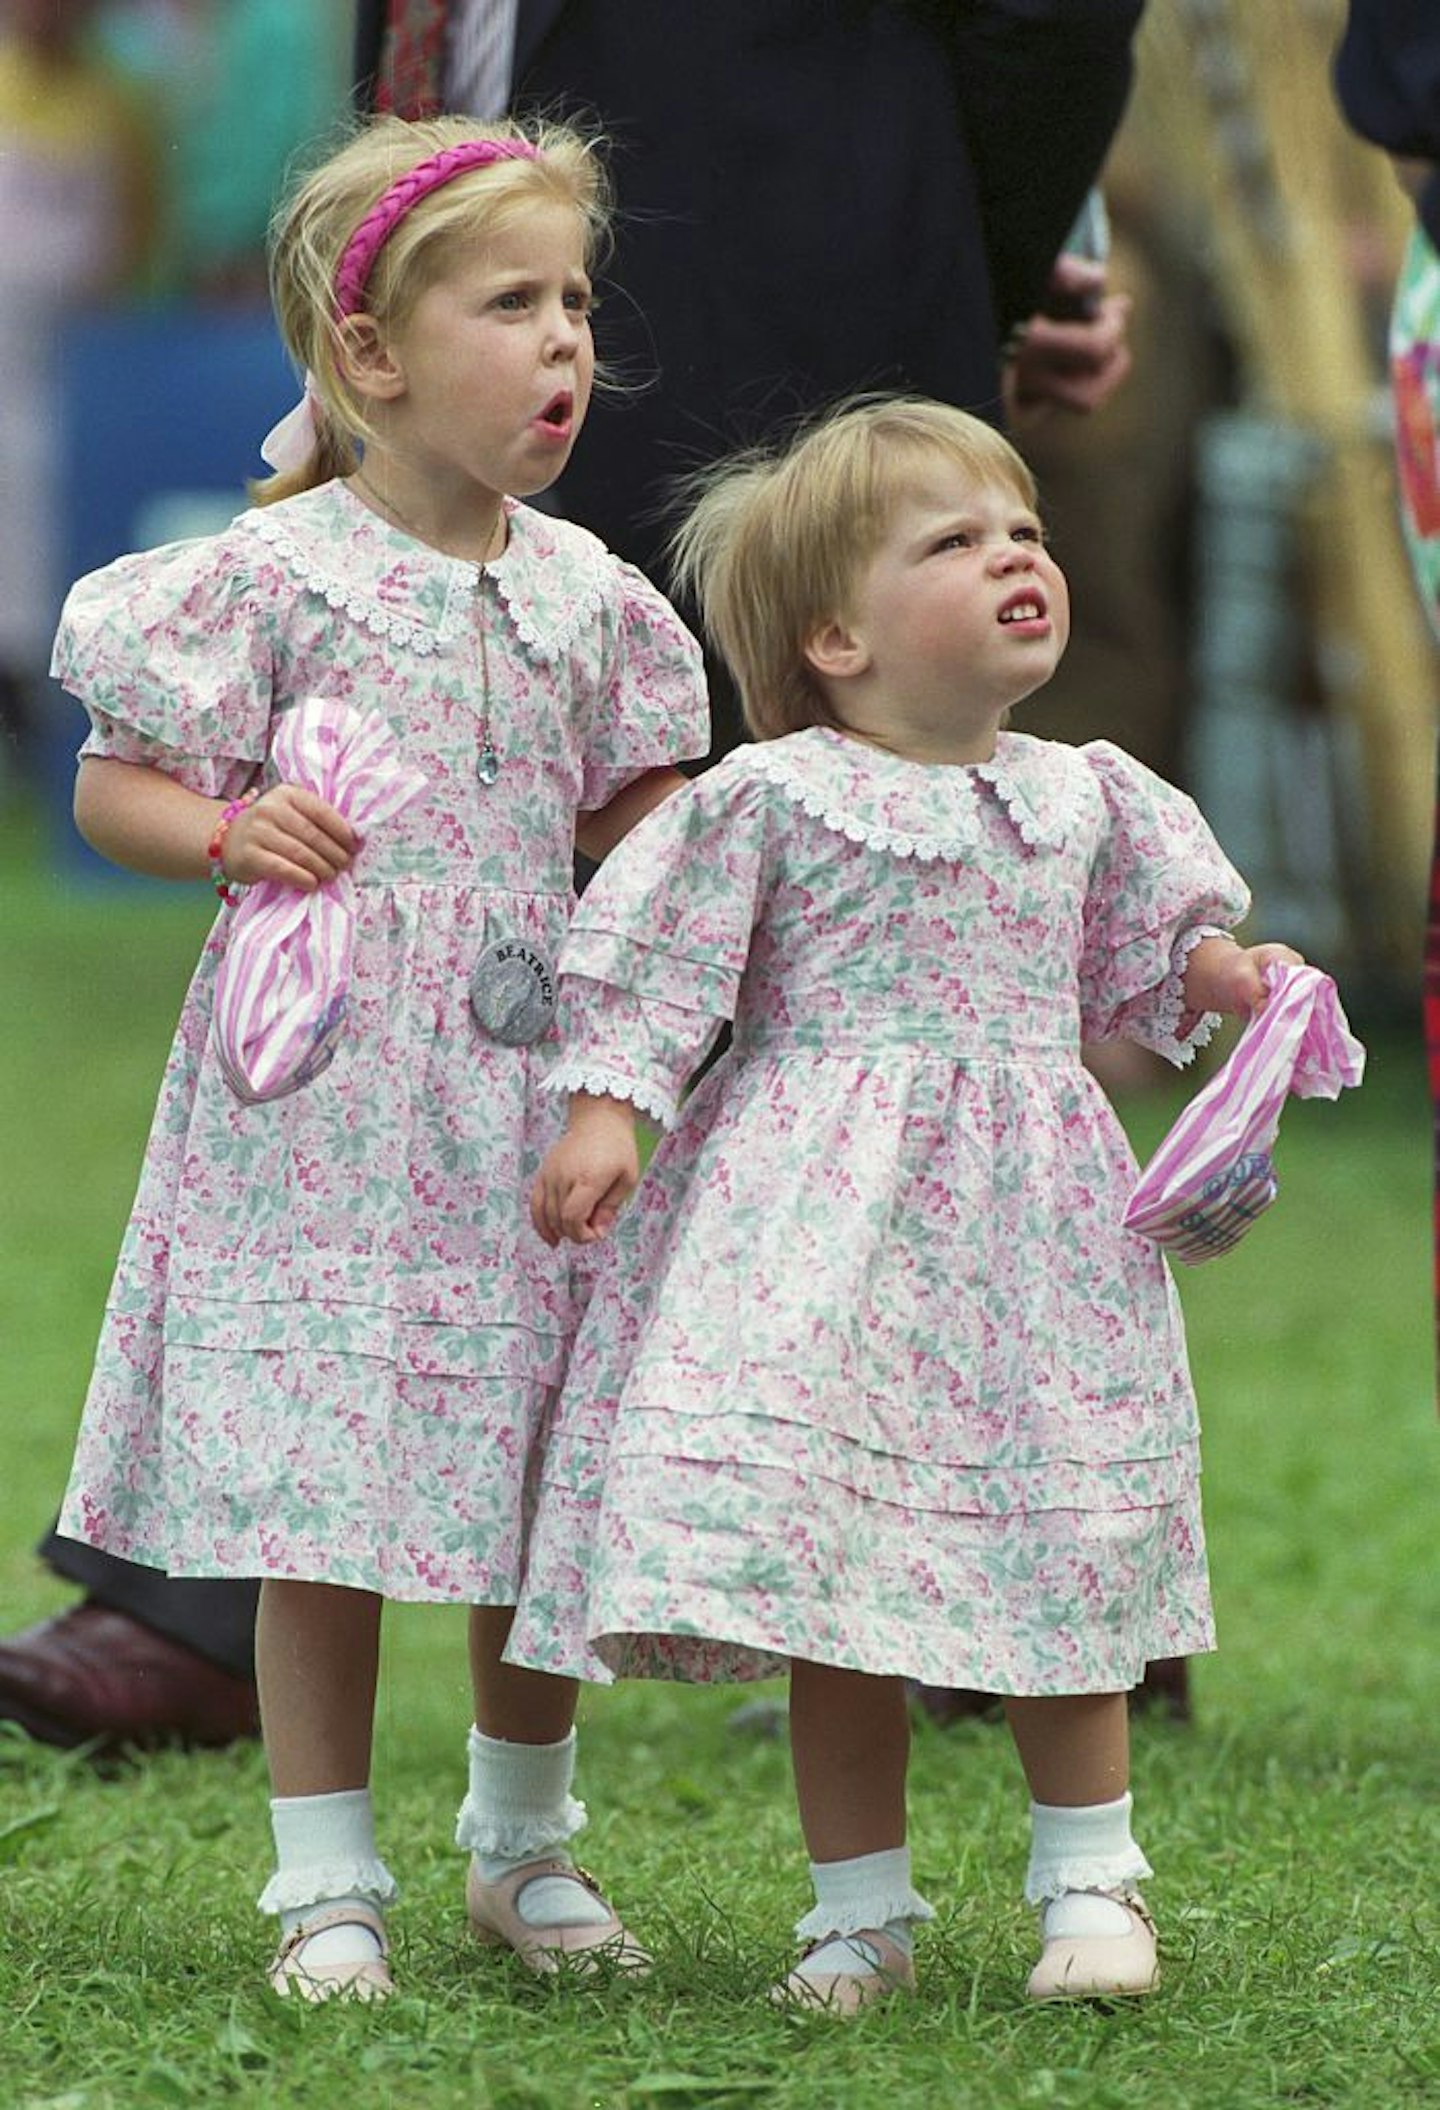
[469,939,557,1046]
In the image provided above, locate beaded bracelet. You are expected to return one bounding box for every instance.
[207,788,260,905]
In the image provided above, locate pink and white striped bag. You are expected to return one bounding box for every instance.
[213,697,429,1104]
[1122,962,1366,1264]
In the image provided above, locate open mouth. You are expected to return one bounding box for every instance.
[998,591,1046,626]
[537,392,572,430]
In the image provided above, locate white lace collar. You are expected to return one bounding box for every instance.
[245,482,611,663]
[746,726,1075,859]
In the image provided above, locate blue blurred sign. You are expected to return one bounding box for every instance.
[41,305,296,882]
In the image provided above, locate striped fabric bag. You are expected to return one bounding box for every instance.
[1122,963,1366,1264]
[213,697,428,1104]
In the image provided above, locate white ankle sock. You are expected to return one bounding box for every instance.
[264,1789,394,1968]
[1042,1891,1137,1939]
[1024,1792,1153,1911]
[795,1846,935,1972]
[455,1727,609,1930]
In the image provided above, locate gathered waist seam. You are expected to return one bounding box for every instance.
[729,1033,1079,1064]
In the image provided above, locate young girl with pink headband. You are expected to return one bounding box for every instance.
[51,114,707,2001]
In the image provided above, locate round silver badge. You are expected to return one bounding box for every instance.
[469,938,557,1046]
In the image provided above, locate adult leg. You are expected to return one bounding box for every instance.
[0,1523,259,1751]
[1004,1692,1158,2000]
[458,1605,645,1972]
[43,1529,259,1674]
[780,1661,932,2012]
[255,1579,392,2001]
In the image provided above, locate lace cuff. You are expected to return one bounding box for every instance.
[1094,924,1228,1067]
[454,1793,588,1859]
[1147,924,1230,1066]
[1023,1841,1153,1906]
[257,1857,399,1916]
[794,1883,937,1941]
[542,1061,678,1129]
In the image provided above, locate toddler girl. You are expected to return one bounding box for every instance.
[53,114,707,1999]
[517,397,1301,2009]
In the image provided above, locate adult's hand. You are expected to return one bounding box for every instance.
[1003,255,1133,426]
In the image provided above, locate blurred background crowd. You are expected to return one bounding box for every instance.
[0,0,1434,1018]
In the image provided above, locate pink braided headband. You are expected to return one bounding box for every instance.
[333,138,541,317]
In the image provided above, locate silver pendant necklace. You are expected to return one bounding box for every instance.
[476,584,499,786]
[350,471,505,787]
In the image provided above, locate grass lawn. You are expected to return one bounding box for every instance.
[1,797,1436,2109]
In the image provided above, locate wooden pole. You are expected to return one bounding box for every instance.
[1136,2,1436,980]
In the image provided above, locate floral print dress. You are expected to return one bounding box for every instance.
[54,481,707,1601]
[508,728,1250,1695]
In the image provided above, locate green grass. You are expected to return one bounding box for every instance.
[2,795,1436,2108]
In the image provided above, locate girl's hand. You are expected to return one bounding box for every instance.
[222,783,357,892]
[1184,937,1306,1019]
[530,1095,640,1247]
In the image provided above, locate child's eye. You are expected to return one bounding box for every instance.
[1012,523,1045,545]
[492,290,529,312]
[934,531,973,552]
[564,289,595,315]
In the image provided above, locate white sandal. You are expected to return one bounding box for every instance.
[465,1857,650,1975]
[1026,1890,1158,2002]
[771,1927,916,2015]
[268,1903,393,2003]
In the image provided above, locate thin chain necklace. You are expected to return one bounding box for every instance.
[350,470,505,787]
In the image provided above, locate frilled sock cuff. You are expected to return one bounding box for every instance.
[793,1846,937,1942]
[454,1724,588,1859]
[258,1788,399,1917]
[1023,1791,1153,1905]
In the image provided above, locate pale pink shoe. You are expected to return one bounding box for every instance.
[465,1856,650,1975]
[1026,1890,1159,2002]
[771,1928,916,2015]
[267,1903,393,2003]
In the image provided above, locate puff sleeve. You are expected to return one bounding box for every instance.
[545,758,771,1125]
[1077,741,1251,1062]
[52,529,278,800]
[578,560,709,812]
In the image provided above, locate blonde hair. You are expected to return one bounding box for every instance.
[254,113,610,504]
[669,397,1039,740]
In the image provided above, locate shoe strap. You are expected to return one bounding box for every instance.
[798,1927,905,1973]
[275,1903,388,1966]
[502,1858,609,1907]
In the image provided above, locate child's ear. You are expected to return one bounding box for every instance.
[338,313,406,402]
[805,617,870,682]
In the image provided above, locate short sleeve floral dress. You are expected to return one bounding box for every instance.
[508,728,1250,1695]
[54,481,707,1602]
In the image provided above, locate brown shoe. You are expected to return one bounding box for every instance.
[913,1660,1194,1731]
[0,1603,260,1753]
[909,1683,1005,1727]
[1130,1657,1192,1722]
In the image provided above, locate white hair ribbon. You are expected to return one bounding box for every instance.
[260,374,320,474]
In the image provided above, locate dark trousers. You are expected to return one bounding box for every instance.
[39,1525,258,1680]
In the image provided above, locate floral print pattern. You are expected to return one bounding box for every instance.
[508,729,1250,1693]
[55,482,707,1600]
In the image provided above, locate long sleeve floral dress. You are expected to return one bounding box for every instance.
[54,481,707,1602]
[507,727,1250,1695]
